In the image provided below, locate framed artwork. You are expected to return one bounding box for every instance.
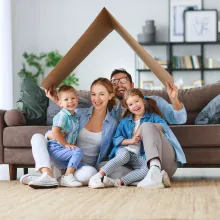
[169,0,202,42]
[141,81,154,90]
[184,10,218,42]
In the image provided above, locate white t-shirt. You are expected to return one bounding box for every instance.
[125,119,141,155]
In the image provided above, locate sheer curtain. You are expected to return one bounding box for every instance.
[0,0,12,110]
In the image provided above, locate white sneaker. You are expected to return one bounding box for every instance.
[88,174,105,189]
[103,176,121,187]
[28,172,59,189]
[20,173,40,185]
[137,166,165,189]
[60,174,82,187]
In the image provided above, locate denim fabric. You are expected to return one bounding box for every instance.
[48,140,83,170]
[75,106,118,168]
[110,112,186,166]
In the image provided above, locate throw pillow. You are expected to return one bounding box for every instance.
[4,109,27,126]
[16,76,49,125]
[46,96,92,125]
[195,94,220,125]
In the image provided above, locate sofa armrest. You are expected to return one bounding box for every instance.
[0,110,6,163]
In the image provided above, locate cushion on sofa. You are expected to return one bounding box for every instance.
[3,126,51,147]
[4,109,26,126]
[195,94,220,125]
[16,76,49,125]
[179,82,220,112]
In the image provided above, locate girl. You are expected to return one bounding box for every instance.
[89,88,186,188]
[24,78,118,189]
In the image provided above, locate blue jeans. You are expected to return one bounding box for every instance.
[48,141,83,170]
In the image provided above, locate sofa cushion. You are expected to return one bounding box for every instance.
[3,126,51,147]
[178,82,220,113]
[195,95,220,125]
[4,109,26,126]
[170,125,220,147]
[16,76,49,125]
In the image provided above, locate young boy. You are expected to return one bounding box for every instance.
[48,85,83,187]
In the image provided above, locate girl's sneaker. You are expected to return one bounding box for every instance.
[60,174,82,187]
[88,174,105,189]
[103,176,121,187]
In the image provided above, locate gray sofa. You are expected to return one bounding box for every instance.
[1,83,220,180]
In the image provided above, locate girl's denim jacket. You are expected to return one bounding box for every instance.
[76,106,118,168]
[109,111,186,167]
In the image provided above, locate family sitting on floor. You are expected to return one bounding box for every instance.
[20,68,186,189]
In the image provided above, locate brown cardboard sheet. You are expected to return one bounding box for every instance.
[41,8,173,90]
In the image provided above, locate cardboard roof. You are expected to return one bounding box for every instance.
[41,7,173,90]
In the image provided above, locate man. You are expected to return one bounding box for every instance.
[110,68,186,124]
[20,68,186,188]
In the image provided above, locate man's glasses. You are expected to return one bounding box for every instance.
[111,77,129,86]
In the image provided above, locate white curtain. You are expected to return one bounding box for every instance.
[0,0,12,110]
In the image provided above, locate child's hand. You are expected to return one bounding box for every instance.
[65,144,78,149]
[130,135,141,145]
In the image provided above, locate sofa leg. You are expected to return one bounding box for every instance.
[9,164,17,180]
[24,168,28,175]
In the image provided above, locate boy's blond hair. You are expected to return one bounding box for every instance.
[57,85,77,99]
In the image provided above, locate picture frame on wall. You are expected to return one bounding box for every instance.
[184,10,218,42]
[169,0,202,42]
[141,81,154,90]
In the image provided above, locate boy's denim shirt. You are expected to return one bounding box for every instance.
[109,111,186,167]
[75,106,118,168]
[111,95,187,125]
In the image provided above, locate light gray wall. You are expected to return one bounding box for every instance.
[11,0,220,106]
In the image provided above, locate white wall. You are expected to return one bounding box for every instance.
[11,0,220,106]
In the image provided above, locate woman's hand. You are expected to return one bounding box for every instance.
[45,85,59,105]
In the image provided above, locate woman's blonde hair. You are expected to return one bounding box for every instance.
[123,88,163,118]
[90,77,116,111]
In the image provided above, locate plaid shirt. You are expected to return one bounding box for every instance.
[53,108,79,145]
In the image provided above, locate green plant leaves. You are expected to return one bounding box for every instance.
[18,50,79,87]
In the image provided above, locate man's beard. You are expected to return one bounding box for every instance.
[115,94,124,100]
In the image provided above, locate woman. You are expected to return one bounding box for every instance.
[20,78,118,188]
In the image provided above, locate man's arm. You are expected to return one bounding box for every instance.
[150,95,187,124]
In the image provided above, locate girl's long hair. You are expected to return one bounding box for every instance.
[90,78,116,111]
[123,88,163,118]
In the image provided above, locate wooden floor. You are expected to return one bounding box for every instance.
[1,169,220,220]
[1,167,220,219]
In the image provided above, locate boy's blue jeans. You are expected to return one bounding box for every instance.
[48,141,83,170]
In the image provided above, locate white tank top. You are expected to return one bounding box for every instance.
[76,128,102,166]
